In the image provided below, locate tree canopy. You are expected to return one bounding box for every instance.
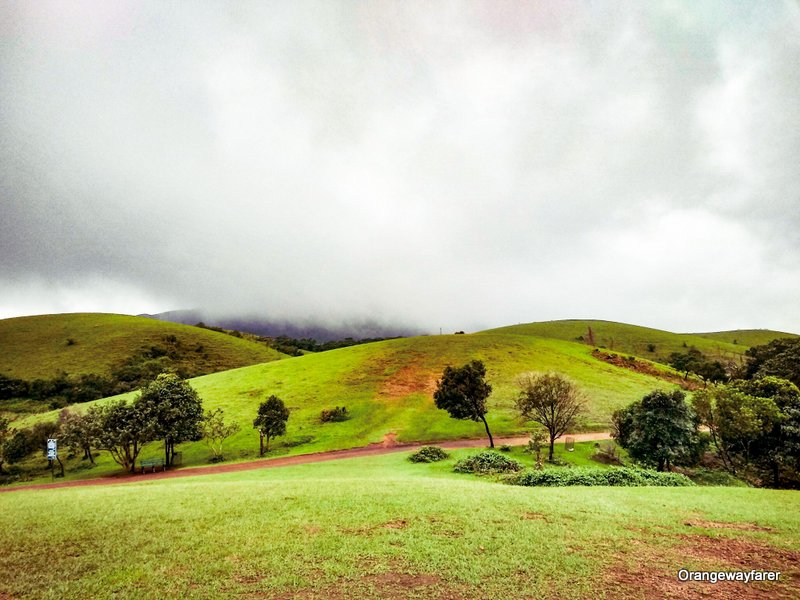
[137,373,204,466]
[693,376,800,486]
[253,395,289,454]
[515,372,585,461]
[433,360,494,447]
[201,408,240,461]
[613,389,703,471]
[94,399,157,472]
[745,338,800,388]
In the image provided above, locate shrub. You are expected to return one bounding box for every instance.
[499,444,512,452]
[408,446,449,463]
[506,467,695,487]
[454,451,523,474]
[592,441,623,465]
[320,406,349,423]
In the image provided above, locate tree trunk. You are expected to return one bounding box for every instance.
[548,435,555,462]
[480,415,494,448]
[259,431,264,456]
[773,462,780,488]
[56,455,65,477]
[657,458,665,472]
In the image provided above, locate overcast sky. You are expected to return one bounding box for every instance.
[1,1,799,334]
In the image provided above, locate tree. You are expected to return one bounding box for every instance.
[433,360,494,448]
[694,377,800,486]
[515,372,586,461]
[695,360,728,387]
[201,408,240,461]
[59,408,101,465]
[137,373,204,466]
[253,395,289,455]
[613,389,702,471]
[0,416,10,473]
[94,399,157,472]
[668,348,704,380]
[745,338,800,388]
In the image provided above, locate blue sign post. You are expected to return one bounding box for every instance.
[47,439,57,460]
[47,439,57,481]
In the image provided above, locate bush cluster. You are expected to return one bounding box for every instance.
[506,467,695,487]
[408,446,449,463]
[319,406,349,423]
[453,451,523,474]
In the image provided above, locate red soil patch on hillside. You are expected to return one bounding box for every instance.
[592,350,700,389]
[377,364,438,399]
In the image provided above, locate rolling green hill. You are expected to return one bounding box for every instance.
[478,319,795,363]
[16,332,679,481]
[0,313,284,381]
[691,329,799,347]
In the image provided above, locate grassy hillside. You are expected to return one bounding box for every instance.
[0,313,284,380]
[692,329,799,347]
[479,319,766,363]
[15,333,678,481]
[1,450,798,598]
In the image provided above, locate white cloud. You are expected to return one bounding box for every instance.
[1,1,798,334]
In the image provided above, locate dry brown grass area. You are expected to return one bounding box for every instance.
[602,532,800,600]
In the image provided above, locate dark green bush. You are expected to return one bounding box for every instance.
[499,444,512,452]
[454,451,523,474]
[506,467,694,487]
[320,406,349,423]
[408,446,449,463]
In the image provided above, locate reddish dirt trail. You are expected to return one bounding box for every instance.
[1,432,611,494]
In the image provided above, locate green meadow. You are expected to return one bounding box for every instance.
[12,333,678,484]
[1,449,798,599]
[0,313,283,381]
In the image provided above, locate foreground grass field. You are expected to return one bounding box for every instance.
[1,449,797,599]
[13,333,678,483]
[0,313,283,380]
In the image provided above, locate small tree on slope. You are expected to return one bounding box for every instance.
[253,395,289,455]
[434,360,495,448]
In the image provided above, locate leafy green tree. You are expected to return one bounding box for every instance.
[695,360,728,387]
[515,372,586,461]
[138,373,204,466]
[668,347,704,380]
[201,408,241,461]
[745,338,800,387]
[613,389,702,471]
[253,395,289,455]
[59,408,101,464]
[695,377,800,486]
[433,360,494,448]
[94,399,157,472]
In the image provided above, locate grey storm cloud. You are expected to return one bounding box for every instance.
[1,1,799,333]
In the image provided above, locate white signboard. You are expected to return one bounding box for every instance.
[47,438,57,460]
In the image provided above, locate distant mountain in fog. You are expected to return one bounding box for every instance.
[139,309,428,342]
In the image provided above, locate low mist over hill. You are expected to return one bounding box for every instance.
[141,309,428,342]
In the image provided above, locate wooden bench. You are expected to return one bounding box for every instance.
[140,458,165,473]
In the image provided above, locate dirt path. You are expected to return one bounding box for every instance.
[1,431,611,494]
